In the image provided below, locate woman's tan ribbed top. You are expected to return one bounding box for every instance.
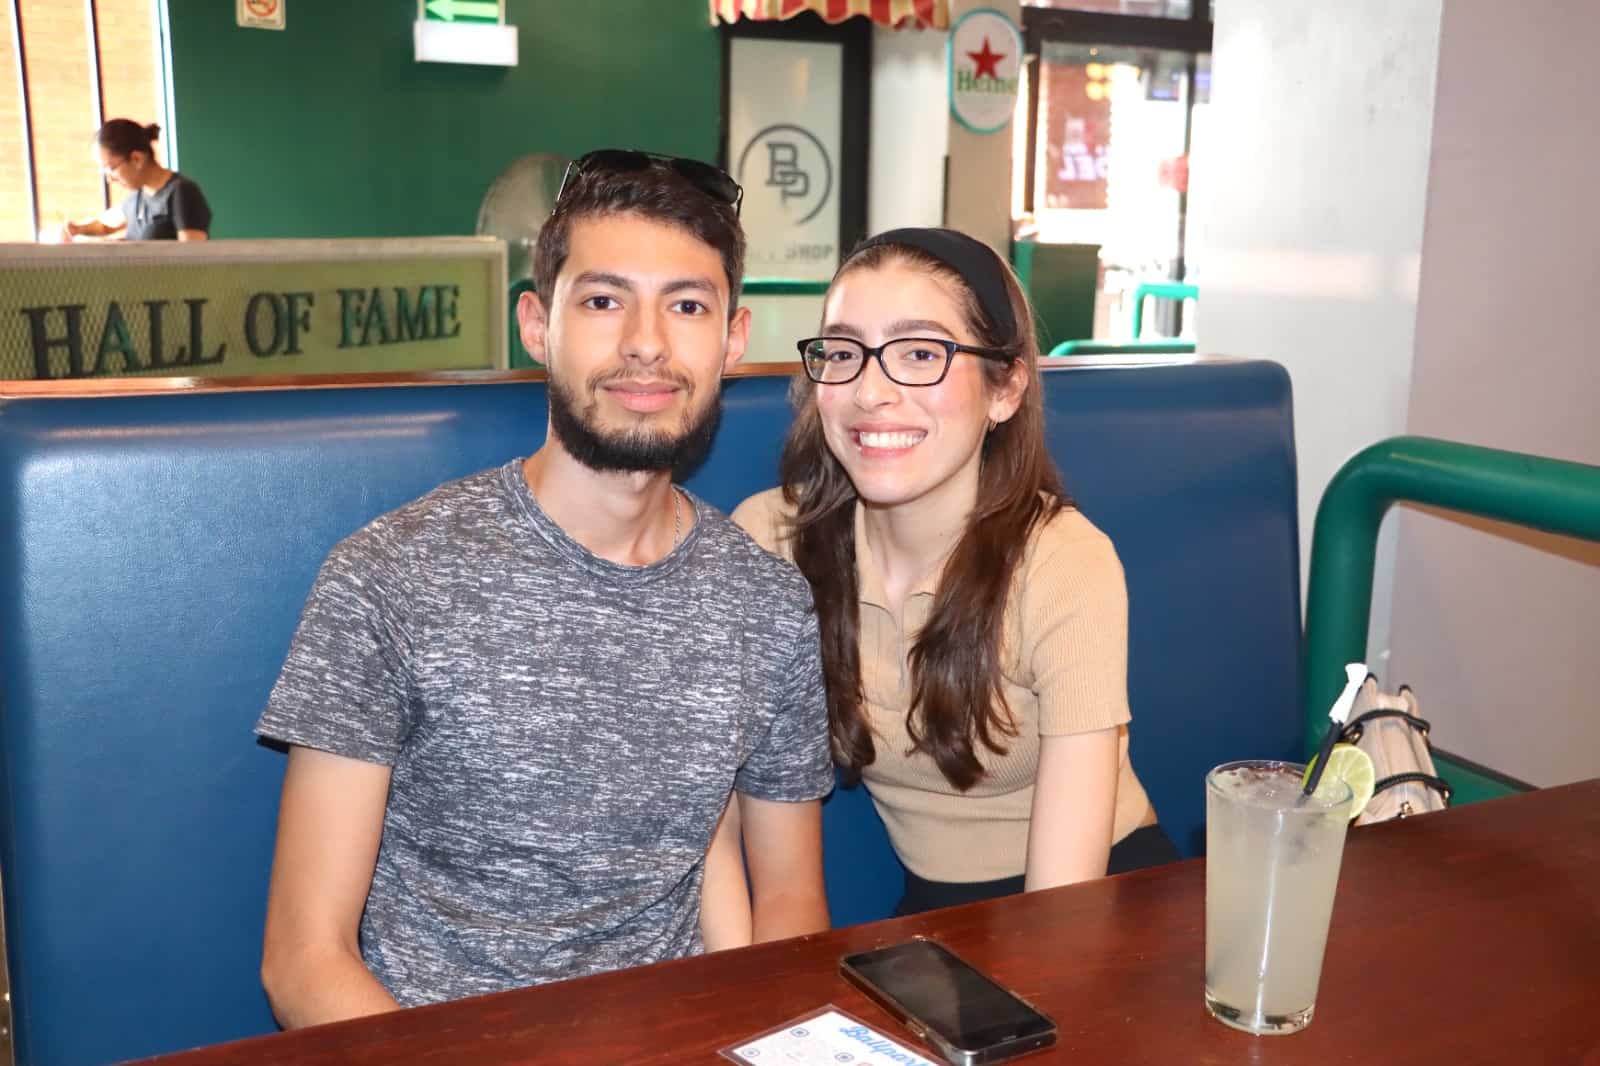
[732,488,1156,882]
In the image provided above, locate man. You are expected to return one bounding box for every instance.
[256,150,832,1028]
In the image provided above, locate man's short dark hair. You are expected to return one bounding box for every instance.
[533,163,746,316]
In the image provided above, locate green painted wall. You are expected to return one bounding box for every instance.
[167,1,721,239]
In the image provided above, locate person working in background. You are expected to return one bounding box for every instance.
[57,119,212,241]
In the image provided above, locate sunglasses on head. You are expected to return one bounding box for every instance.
[557,149,744,216]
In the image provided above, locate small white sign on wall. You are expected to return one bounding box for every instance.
[728,37,844,282]
[949,7,1022,134]
[237,0,286,31]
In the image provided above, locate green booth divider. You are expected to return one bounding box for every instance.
[1039,280,1198,358]
[1131,281,1198,339]
[1011,240,1099,353]
[1049,339,1197,357]
[1303,436,1600,803]
[742,278,830,297]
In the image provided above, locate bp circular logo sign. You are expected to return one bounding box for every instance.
[736,124,834,227]
[948,8,1022,134]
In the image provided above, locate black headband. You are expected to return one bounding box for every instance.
[850,227,1017,340]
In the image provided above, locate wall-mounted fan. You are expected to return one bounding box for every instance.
[476,153,569,283]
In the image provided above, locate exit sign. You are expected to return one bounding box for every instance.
[421,0,503,23]
[414,0,516,66]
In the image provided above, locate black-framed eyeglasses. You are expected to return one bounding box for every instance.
[557,149,744,216]
[797,336,1015,387]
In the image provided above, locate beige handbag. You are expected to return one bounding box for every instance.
[1340,676,1451,825]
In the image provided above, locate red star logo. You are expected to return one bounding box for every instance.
[966,37,1005,80]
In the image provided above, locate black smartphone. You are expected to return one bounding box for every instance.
[839,937,1057,1066]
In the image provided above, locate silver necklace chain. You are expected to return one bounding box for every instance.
[671,487,683,548]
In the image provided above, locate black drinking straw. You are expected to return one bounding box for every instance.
[1301,715,1343,797]
[1303,663,1366,798]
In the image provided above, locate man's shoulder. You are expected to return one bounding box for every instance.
[692,498,813,612]
[332,463,512,567]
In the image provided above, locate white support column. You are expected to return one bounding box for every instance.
[868,24,948,235]
[941,0,1020,256]
[1190,0,1446,673]
[1389,0,1600,786]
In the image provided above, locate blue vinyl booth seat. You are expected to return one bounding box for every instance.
[0,359,1301,1064]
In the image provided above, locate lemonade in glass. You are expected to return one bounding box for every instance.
[1204,759,1356,1034]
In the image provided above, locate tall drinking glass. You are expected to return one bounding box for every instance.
[1204,760,1353,1034]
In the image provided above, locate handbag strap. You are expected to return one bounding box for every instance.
[1343,707,1433,742]
[1372,771,1453,801]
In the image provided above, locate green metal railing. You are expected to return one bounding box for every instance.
[1303,436,1600,801]
[742,278,830,297]
[1048,338,1196,357]
[1131,281,1198,339]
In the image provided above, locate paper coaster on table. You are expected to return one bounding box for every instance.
[720,1005,939,1065]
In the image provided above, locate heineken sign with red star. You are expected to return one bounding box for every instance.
[948,8,1022,134]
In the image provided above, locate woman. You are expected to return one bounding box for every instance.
[716,227,1177,924]
[58,119,212,242]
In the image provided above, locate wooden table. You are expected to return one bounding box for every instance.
[139,781,1600,1065]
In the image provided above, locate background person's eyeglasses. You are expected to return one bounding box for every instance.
[102,157,128,178]
[797,336,1014,387]
[557,149,743,216]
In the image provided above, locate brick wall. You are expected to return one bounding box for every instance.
[0,9,32,242]
[1,0,159,242]
[19,0,99,233]
[98,0,161,166]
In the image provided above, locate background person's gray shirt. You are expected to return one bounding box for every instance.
[256,460,832,1006]
[120,172,211,239]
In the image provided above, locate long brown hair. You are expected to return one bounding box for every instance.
[780,240,1066,791]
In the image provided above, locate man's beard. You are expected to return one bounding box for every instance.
[547,367,722,478]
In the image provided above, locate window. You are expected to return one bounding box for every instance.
[719,12,870,362]
[1014,1,1211,341]
[2,0,169,242]
[1024,1,1195,18]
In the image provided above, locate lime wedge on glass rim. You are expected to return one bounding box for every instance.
[1303,743,1376,819]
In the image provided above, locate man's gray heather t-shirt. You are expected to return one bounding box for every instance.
[256,460,831,1007]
